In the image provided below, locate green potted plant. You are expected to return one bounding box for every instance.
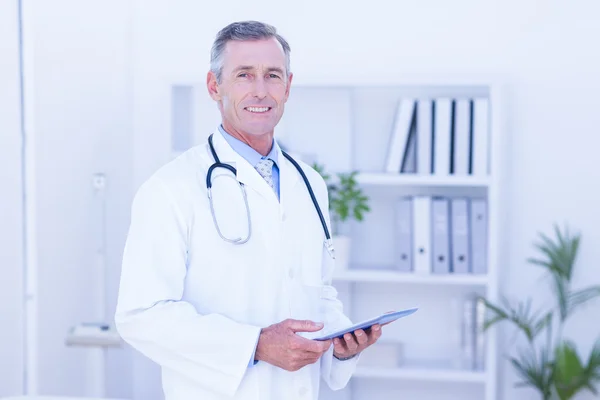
[479,224,600,400]
[312,163,370,270]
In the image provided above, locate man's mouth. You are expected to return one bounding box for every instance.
[245,106,272,113]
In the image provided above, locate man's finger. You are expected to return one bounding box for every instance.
[294,336,331,353]
[301,350,323,364]
[343,333,358,352]
[287,319,324,333]
[333,337,346,355]
[354,329,368,345]
[369,324,382,342]
[315,339,332,353]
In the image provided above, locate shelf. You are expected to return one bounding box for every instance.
[352,366,486,383]
[355,172,490,188]
[333,269,488,286]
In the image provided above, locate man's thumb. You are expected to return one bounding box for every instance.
[288,319,324,332]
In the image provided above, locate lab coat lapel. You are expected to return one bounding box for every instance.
[210,129,279,202]
[277,147,301,208]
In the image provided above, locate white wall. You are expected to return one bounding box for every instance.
[130,1,600,400]
[26,0,133,397]
[0,0,25,395]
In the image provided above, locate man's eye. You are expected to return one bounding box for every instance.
[269,74,281,79]
[238,73,248,77]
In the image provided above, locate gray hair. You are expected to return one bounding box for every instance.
[210,21,291,83]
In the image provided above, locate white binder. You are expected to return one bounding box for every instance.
[450,198,470,273]
[431,197,450,274]
[470,198,488,274]
[433,98,452,176]
[385,98,416,172]
[395,197,413,272]
[416,98,433,175]
[474,296,486,370]
[401,126,417,173]
[412,196,432,274]
[461,296,476,369]
[453,98,471,175]
[471,98,489,176]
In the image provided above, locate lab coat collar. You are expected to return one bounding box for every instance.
[275,137,301,205]
[210,127,300,202]
[217,124,280,170]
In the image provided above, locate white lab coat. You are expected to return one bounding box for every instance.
[115,128,359,400]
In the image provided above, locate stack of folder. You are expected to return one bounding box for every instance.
[394,196,488,274]
[385,97,490,176]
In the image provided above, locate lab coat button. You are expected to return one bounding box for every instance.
[298,387,308,396]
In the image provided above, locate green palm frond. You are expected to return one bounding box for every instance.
[585,338,600,389]
[481,224,600,399]
[553,273,570,323]
[568,286,600,316]
[480,296,552,344]
[510,345,553,397]
[528,224,582,323]
[528,224,580,283]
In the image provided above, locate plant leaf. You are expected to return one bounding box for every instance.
[509,346,553,397]
[586,337,600,383]
[534,311,554,340]
[554,340,587,400]
[530,225,580,285]
[568,285,600,315]
[479,296,551,343]
[528,225,584,323]
[553,272,570,323]
[534,231,565,276]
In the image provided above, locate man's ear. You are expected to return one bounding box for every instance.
[207,71,221,101]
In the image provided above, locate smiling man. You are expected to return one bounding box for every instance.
[206,23,292,158]
[115,21,385,400]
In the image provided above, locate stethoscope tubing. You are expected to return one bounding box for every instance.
[206,133,332,243]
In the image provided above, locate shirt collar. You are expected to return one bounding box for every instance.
[218,124,279,167]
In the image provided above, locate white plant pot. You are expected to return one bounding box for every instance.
[333,235,351,270]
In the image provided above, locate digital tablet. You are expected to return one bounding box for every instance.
[313,307,418,341]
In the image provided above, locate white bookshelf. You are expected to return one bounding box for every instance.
[274,81,504,400]
[163,78,505,400]
[353,366,487,383]
[333,268,488,286]
[356,172,491,188]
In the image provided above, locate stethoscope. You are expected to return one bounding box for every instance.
[206,133,335,259]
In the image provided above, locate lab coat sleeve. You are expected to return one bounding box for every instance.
[114,176,261,398]
[316,184,360,390]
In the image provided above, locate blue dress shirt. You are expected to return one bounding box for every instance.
[218,125,280,200]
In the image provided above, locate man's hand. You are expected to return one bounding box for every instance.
[332,323,383,360]
[255,319,332,371]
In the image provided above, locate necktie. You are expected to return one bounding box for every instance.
[255,158,275,190]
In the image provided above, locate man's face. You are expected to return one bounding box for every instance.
[207,37,292,138]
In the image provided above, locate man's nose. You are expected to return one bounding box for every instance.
[252,77,267,99]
